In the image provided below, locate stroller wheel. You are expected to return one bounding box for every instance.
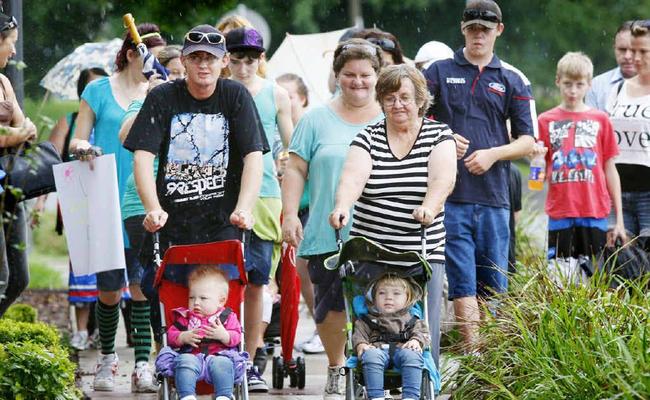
[420,370,434,400]
[272,356,284,389]
[296,356,306,389]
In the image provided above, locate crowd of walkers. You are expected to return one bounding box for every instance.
[0,0,648,398]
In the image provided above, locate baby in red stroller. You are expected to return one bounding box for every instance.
[156,265,246,400]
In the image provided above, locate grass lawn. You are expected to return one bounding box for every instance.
[28,210,68,290]
[23,98,78,141]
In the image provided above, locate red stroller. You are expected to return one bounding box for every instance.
[152,233,250,400]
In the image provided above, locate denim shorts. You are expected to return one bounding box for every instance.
[444,202,510,300]
[245,230,273,286]
[307,252,343,324]
[610,191,650,239]
[95,217,147,291]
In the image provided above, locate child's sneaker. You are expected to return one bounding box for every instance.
[247,365,268,392]
[70,330,88,351]
[93,353,118,391]
[131,361,159,393]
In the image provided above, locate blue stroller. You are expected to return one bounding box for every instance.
[325,230,441,400]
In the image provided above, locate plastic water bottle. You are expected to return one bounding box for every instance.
[528,141,546,191]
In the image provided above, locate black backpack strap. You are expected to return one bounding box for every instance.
[219,307,232,324]
[616,80,624,96]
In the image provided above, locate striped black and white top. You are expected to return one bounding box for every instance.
[350,118,454,265]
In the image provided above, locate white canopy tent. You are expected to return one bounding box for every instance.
[267,27,352,108]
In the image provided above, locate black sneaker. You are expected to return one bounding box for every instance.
[253,347,268,375]
[247,365,269,393]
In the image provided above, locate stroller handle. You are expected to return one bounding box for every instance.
[420,225,427,260]
[153,231,162,267]
[151,229,248,267]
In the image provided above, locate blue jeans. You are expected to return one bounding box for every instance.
[174,353,234,398]
[0,203,28,316]
[444,202,509,299]
[621,191,650,239]
[361,347,423,399]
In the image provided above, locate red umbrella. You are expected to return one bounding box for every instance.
[279,242,300,362]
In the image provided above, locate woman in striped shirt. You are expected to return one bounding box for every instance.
[329,64,456,366]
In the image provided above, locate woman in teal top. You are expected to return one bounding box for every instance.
[282,39,384,399]
[68,23,166,393]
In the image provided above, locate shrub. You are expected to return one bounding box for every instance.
[0,319,60,347]
[3,303,38,323]
[452,263,650,399]
[0,342,80,399]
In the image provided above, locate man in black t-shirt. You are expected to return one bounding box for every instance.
[125,25,266,247]
[123,24,267,369]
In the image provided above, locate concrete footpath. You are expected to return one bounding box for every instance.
[78,304,453,399]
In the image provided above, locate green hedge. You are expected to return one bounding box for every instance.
[0,342,80,399]
[0,319,60,347]
[0,318,80,399]
[3,303,38,323]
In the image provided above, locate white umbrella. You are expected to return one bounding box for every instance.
[39,38,122,100]
[267,28,352,108]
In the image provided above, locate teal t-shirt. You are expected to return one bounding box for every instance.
[119,100,158,221]
[289,105,382,257]
[81,76,133,245]
[81,77,132,200]
[254,80,282,198]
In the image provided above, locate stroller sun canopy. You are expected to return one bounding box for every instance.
[324,236,432,281]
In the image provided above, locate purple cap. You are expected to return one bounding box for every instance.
[225,27,264,53]
[182,24,226,58]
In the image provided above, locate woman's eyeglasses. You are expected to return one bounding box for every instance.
[185,31,225,45]
[0,16,17,32]
[462,9,500,23]
[383,95,415,108]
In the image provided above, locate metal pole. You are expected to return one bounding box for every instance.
[348,0,364,28]
[4,0,23,107]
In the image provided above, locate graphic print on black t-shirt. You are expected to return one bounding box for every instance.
[550,119,599,184]
[165,112,229,203]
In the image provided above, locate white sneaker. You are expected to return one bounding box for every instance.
[131,361,159,393]
[179,396,198,400]
[323,366,344,400]
[93,353,118,391]
[70,330,88,351]
[302,332,325,354]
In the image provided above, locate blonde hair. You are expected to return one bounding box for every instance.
[188,265,229,299]
[372,275,418,307]
[216,15,267,78]
[376,64,432,117]
[556,51,593,81]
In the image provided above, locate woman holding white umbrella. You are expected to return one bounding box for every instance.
[69,22,166,393]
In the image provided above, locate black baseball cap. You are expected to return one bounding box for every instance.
[225,27,265,53]
[461,0,502,30]
[182,24,226,58]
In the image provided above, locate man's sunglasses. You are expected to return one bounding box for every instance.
[462,9,500,23]
[631,20,650,35]
[185,31,225,45]
[366,37,396,51]
[0,16,17,32]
